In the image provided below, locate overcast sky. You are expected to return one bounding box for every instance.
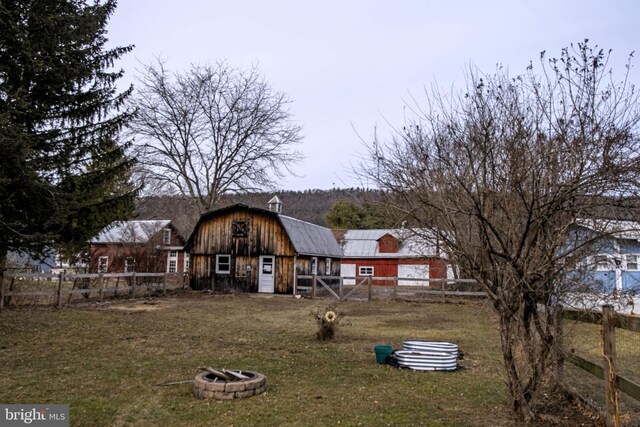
[106,0,640,191]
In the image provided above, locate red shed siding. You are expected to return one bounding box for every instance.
[377,234,400,253]
[341,257,447,285]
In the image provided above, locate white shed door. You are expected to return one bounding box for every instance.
[341,263,356,285]
[398,264,429,286]
[259,256,275,293]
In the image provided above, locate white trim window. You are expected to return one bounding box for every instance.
[216,254,231,274]
[593,254,611,271]
[311,257,318,275]
[163,228,171,245]
[625,254,639,270]
[325,258,331,275]
[359,266,374,276]
[167,250,178,273]
[98,256,108,273]
[124,257,135,273]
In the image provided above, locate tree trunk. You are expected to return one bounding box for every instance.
[0,250,6,309]
[498,299,559,425]
[499,313,536,424]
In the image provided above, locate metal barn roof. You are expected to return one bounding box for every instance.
[279,215,343,257]
[340,229,440,258]
[91,220,172,244]
[184,204,343,257]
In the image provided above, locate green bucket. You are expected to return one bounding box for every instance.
[374,345,393,364]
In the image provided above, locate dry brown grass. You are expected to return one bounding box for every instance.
[0,293,600,426]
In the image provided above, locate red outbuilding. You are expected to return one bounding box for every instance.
[337,229,449,286]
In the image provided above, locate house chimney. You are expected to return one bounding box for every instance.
[268,195,283,214]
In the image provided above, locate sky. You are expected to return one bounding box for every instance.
[106,0,640,191]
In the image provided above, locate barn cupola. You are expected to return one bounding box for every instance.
[268,195,283,214]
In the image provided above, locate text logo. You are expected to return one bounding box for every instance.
[1,405,69,426]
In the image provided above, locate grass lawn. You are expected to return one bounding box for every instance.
[1,294,520,426]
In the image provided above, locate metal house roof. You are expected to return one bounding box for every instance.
[576,218,640,241]
[340,229,440,259]
[91,220,172,244]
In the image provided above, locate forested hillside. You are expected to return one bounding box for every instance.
[134,188,383,238]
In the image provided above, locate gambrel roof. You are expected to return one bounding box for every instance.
[185,204,342,258]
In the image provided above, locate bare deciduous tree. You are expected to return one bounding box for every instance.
[129,60,304,215]
[361,42,640,423]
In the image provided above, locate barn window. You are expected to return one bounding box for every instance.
[325,258,332,275]
[231,221,248,237]
[311,257,318,275]
[98,256,108,273]
[359,266,374,276]
[216,254,231,274]
[163,228,171,245]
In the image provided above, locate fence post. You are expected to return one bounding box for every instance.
[441,279,446,303]
[312,275,317,299]
[554,305,564,385]
[130,272,136,297]
[602,305,619,427]
[9,277,15,307]
[393,276,398,298]
[0,274,4,311]
[98,273,104,302]
[339,277,343,301]
[163,273,167,296]
[56,271,64,308]
[367,276,372,301]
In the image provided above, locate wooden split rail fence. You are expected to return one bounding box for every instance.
[296,275,483,301]
[0,272,188,310]
[558,305,640,427]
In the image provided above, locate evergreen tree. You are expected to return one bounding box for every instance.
[325,200,364,229]
[325,200,397,229]
[0,0,136,271]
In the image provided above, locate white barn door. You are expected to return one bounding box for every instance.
[259,255,275,293]
[398,264,429,286]
[341,263,356,285]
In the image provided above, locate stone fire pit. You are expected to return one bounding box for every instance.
[193,368,267,400]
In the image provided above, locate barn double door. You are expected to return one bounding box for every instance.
[258,255,275,293]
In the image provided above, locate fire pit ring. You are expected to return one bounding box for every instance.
[193,369,267,400]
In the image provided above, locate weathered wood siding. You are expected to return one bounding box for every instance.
[189,208,297,292]
[295,257,341,277]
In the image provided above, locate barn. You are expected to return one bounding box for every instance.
[337,229,449,286]
[185,199,343,293]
